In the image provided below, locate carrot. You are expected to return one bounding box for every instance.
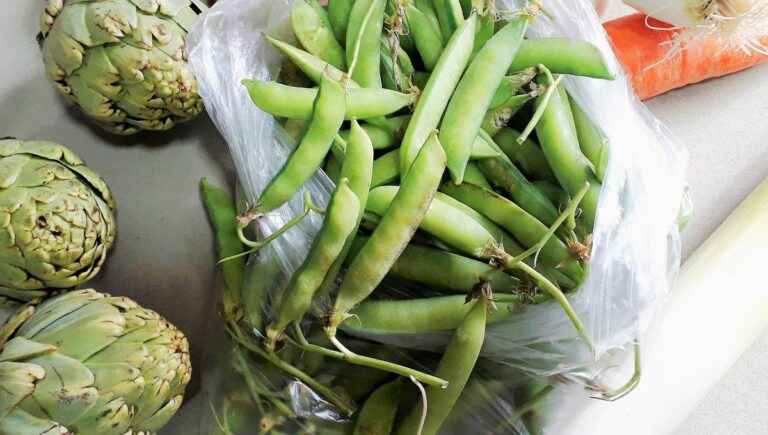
[604,13,768,100]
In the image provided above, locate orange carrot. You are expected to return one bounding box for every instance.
[604,13,768,100]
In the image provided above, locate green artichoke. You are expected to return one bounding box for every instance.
[39,0,205,135]
[0,289,192,435]
[0,139,116,301]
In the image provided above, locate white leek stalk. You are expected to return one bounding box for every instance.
[624,0,768,53]
[561,176,768,435]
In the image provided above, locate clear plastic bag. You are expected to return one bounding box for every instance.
[188,0,688,432]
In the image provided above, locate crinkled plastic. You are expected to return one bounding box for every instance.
[188,0,688,432]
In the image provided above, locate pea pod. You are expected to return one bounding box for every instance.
[482,93,534,137]
[441,17,527,184]
[315,120,375,305]
[291,0,346,70]
[433,0,465,42]
[256,72,346,213]
[396,297,488,435]
[347,0,386,88]
[347,294,526,335]
[406,4,444,71]
[380,36,415,91]
[266,178,360,346]
[328,0,354,44]
[441,183,585,283]
[476,132,560,225]
[569,95,610,182]
[400,14,477,177]
[243,79,413,121]
[266,36,350,85]
[510,38,614,80]
[349,235,520,294]
[495,128,558,183]
[329,133,447,333]
[533,180,569,207]
[353,379,402,435]
[489,69,537,109]
[372,138,499,188]
[534,73,602,229]
[340,123,396,150]
[200,179,245,295]
[463,162,492,189]
[366,187,503,259]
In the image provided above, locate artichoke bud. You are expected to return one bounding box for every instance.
[0,139,116,301]
[0,289,192,435]
[40,0,205,135]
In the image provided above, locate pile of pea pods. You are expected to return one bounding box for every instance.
[209,0,616,433]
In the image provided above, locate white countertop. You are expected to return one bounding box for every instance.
[1,1,767,434]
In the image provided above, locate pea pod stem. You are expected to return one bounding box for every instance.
[499,182,589,269]
[225,321,355,416]
[517,65,562,145]
[219,192,323,264]
[288,324,449,388]
[493,384,555,433]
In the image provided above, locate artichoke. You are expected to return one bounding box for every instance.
[0,139,116,301]
[39,0,205,135]
[0,289,192,435]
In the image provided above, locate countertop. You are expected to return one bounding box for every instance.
[1,1,767,434]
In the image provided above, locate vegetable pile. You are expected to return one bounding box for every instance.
[203,1,617,434]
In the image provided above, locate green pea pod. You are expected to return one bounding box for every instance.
[472,12,495,56]
[463,162,492,189]
[366,187,500,258]
[441,17,527,184]
[533,180,569,207]
[534,73,602,229]
[482,93,534,137]
[256,72,346,213]
[348,294,524,335]
[476,132,560,225]
[328,0,354,44]
[266,179,360,343]
[415,0,443,40]
[569,96,610,182]
[432,0,465,42]
[243,80,414,121]
[200,179,245,295]
[441,183,584,283]
[347,0,386,88]
[340,123,396,150]
[330,133,447,332]
[400,14,477,178]
[489,70,537,109]
[371,149,400,188]
[396,297,488,435]
[495,128,558,183]
[372,139,499,188]
[292,0,346,70]
[510,38,614,80]
[266,36,350,85]
[406,4,444,72]
[353,379,402,435]
[314,120,375,305]
[349,235,520,293]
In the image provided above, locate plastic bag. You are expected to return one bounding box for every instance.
[188,0,688,432]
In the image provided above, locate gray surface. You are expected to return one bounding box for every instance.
[2,1,768,434]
